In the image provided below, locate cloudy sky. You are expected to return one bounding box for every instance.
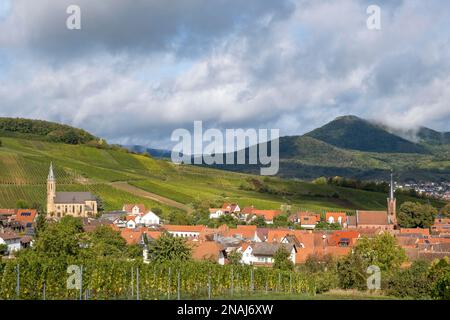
[0,0,449,148]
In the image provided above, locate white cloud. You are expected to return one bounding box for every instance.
[0,0,449,148]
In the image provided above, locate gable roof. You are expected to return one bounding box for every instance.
[163,225,205,233]
[251,243,295,256]
[357,211,389,225]
[55,192,96,204]
[191,241,224,261]
[0,209,16,216]
[0,232,21,241]
[15,209,37,225]
[250,209,282,221]
[123,204,146,214]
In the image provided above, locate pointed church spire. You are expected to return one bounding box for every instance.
[48,162,55,180]
[390,170,394,200]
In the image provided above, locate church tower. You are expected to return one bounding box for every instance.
[387,171,397,226]
[47,162,56,215]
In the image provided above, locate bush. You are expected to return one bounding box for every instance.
[385,260,432,299]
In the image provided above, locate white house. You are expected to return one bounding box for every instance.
[140,211,161,226]
[122,204,146,216]
[126,218,137,229]
[209,208,224,219]
[0,233,22,253]
[239,243,296,266]
[163,225,204,238]
[113,217,127,228]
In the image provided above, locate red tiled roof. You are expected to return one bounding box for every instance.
[326,212,347,221]
[123,204,146,214]
[0,209,16,216]
[15,209,37,225]
[357,211,389,225]
[163,225,205,233]
[191,241,224,261]
[120,228,144,245]
[250,209,282,221]
[400,228,430,236]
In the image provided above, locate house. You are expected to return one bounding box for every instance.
[209,208,224,219]
[223,225,258,241]
[400,228,430,237]
[327,230,360,247]
[113,217,127,228]
[15,209,38,229]
[326,212,347,226]
[191,241,226,265]
[347,211,394,231]
[289,212,321,229]
[244,208,282,224]
[126,216,137,229]
[222,203,240,214]
[82,218,113,233]
[431,218,450,235]
[240,243,296,266]
[120,228,145,245]
[0,232,22,253]
[162,225,205,238]
[123,204,146,216]
[140,211,161,226]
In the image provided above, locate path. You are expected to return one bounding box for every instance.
[110,181,192,213]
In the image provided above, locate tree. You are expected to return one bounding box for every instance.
[250,215,267,227]
[386,260,432,298]
[0,139,2,147]
[273,246,294,271]
[352,233,406,272]
[315,221,341,230]
[398,202,437,228]
[440,203,450,217]
[312,177,327,185]
[0,244,8,255]
[87,225,127,258]
[35,213,47,238]
[273,214,289,227]
[16,200,29,209]
[227,250,242,265]
[147,232,191,263]
[34,216,84,259]
[337,233,407,290]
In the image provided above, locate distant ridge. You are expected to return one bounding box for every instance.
[305,115,429,154]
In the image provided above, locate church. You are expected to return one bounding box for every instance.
[47,163,98,218]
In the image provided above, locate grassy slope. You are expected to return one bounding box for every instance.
[0,137,445,216]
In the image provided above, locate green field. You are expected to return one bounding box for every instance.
[0,136,446,219]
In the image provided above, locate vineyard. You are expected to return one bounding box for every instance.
[0,260,316,300]
[0,135,446,215]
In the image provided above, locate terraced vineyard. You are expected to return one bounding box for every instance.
[0,136,446,218]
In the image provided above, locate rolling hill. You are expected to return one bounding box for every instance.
[206,115,450,182]
[0,118,445,221]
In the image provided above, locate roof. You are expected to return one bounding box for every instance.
[356,211,389,225]
[0,232,21,240]
[328,230,360,246]
[251,243,295,256]
[163,225,205,233]
[55,192,96,204]
[15,209,38,225]
[0,209,16,216]
[225,225,257,239]
[123,204,146,214]
[400,228,430,236]
[222,203,239,212]
[120,228,144,245]
[250,209,282,221]
[191,241,224,261]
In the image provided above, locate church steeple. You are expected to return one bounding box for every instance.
[387,170,397,227]
[389,171,394,200]
[48,162,55,181]
[47,162,56,215]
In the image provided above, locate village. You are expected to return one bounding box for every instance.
[1,165,449,267]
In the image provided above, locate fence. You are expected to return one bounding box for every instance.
[0,260,315,300]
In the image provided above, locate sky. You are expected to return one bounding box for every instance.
[0,0,449,149]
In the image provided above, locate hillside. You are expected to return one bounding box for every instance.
[0,135,445,221]
[207,116,450,182]
[0,117,100,145]
[305,115,429,154]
